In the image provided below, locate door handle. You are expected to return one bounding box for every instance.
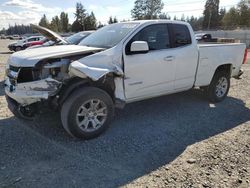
[164,56,174,62]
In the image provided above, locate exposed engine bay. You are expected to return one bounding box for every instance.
[5,47,125,118]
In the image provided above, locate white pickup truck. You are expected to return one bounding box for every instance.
[5,20,248,139]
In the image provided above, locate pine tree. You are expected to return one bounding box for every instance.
[74,2,87,31]
[50,16,61,32]
[60,12,69,32]
[131,0,164,20]
[85,12,97,30]
[39,14,49,28]
[108,16,113,24]
[113,17,118,23]
[203,0,220,29]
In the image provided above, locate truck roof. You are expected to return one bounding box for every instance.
[121,20,190,26]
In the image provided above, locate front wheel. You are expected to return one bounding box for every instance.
[61,87,114,139]
[207,71,230,103]
[15,46,22,51]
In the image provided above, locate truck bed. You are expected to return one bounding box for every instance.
[195,43,246,87]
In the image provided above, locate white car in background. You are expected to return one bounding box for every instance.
[28,25,95,49]
[8,36,44,51]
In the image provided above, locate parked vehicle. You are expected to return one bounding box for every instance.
[195,33,212,41]
[23,38,48,49]
[1,34,6,39]
[8,36,43,51]
[66,31,94,44]
[28,26,94,49]
[10,35,22,40]
[5,20,247,139]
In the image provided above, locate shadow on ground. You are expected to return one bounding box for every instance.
[0,81,5,96]
[1,90,250,187]
[0,52,13,55]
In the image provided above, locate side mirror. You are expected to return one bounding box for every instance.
[130,41,149,53]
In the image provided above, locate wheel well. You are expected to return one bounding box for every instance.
[57,75,115,107]
[215,64,232,76]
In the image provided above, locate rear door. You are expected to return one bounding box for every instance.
[170,24,199,90]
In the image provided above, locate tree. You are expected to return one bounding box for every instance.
[3,24,34,35]
[71,20,82,32]
[203,0,220,29]
[131,0,164,20]
[108,16,118,24]
[85,11,97,30]
[60,12,69,32]
[97,21,104,29]
[39,14,49,28]
[159,13,170,20]
[222,0,250,29]
[145,0,164,19]
[222,7,239,29]
[218,8,226,26]
[74,2,87,31]
[180,14,185,21]
[50,16,61,32]
[113,17,118,23]
[187,16,203,31]
[131,0,146,20]
[238,0,250,27]
[108,16,113,24]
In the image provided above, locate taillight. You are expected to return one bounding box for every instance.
[243,48,248,64]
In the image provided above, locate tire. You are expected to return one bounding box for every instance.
[61,87,114,139]
[207,71,230,103]
[15,46,22,51]
[5,96,35,120]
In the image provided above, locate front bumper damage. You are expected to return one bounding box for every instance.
[5,77,61,106]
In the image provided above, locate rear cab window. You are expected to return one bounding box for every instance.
[171,24,192,48]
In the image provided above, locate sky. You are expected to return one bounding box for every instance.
[0,0,241,30]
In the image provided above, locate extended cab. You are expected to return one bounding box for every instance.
[5,20,248,139]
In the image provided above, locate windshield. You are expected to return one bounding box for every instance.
[79,23,139,48]
[67,32,90,44]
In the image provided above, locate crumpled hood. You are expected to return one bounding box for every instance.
[31,24,68,44]
[9,45,103,67]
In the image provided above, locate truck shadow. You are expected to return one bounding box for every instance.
[0,51,13,55]
[0,81,5,96]
[1,90,250,187]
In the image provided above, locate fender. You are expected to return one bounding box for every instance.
[69,60,124,81]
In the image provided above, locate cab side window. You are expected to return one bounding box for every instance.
[28,38,35,42]
[128,24,170,52]
[172,24,191,47]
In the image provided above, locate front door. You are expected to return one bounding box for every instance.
[123,24,176,101]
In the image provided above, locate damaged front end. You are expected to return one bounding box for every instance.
[5,46,125,119]
[4,58,71,118]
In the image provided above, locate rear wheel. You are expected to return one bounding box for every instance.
[207,71,230,102]
[61,87,114,139]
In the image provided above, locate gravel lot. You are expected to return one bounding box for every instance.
[0,39,249,188]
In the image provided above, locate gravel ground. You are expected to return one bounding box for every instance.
[0,39,249,188]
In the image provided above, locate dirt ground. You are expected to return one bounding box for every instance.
[0,39,249,188]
